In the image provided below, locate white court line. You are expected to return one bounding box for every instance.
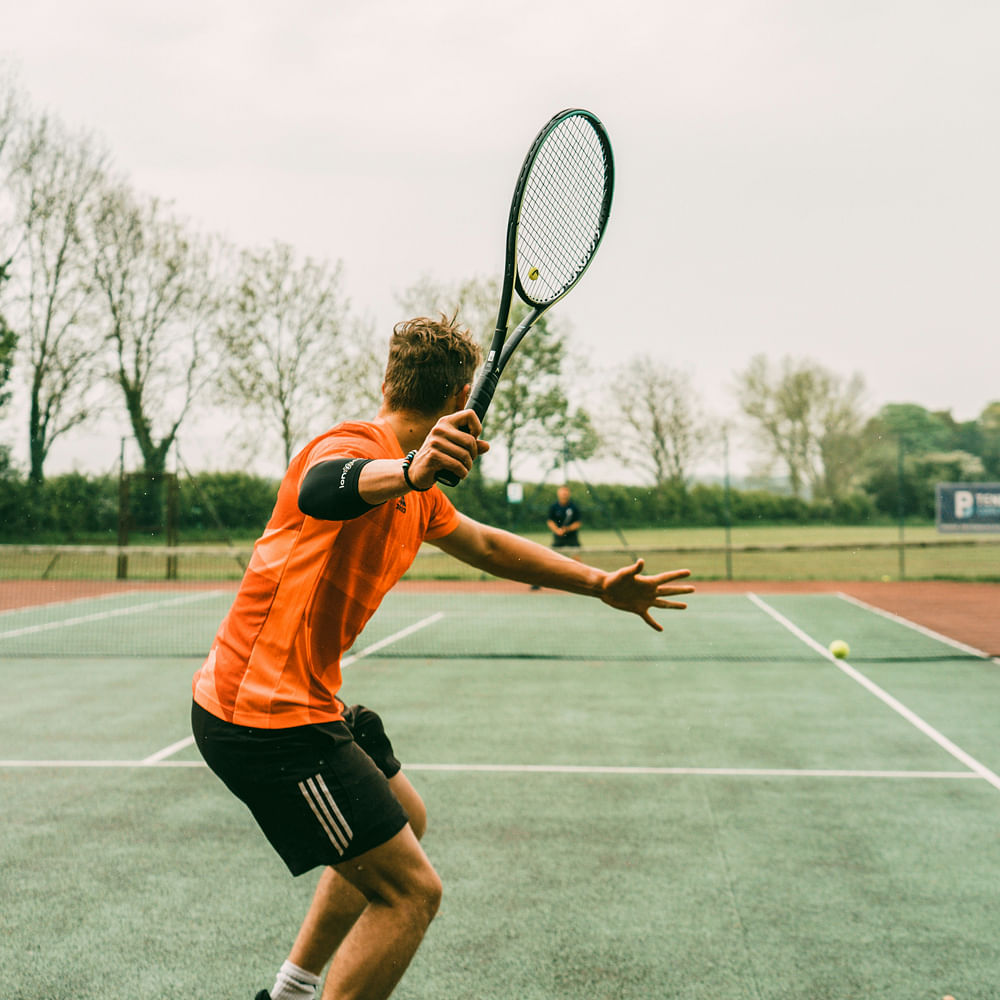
[0,589,227,640]
[339,611,445,667]
[0,759,981,778]
[0,759,205,768]
[142,735,196,764]
[836,590,998,663]
[139,611,447,765]
[405,763,979,779]
[748,592,1000,793]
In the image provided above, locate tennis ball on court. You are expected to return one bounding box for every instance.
[829,639,850,659]
[528,267,539,280]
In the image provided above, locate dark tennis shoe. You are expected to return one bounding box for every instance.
[254,992,272,1000]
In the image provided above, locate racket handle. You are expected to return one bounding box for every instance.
[433,368,501,487]
[434,468,462,487]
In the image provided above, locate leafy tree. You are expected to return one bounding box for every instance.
[860,400,1000,517]
[866,401,1000,484]
[736,354,868,499]
[975,401,1000,478]
[867,402,955,454]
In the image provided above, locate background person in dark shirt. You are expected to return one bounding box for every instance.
[547,485,582,547]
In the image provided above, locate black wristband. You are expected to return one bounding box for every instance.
[401,450,430,492]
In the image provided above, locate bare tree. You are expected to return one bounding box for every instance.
[815,371,867,499]
[610,357,707,489]
[0,74,23,466]
[92,183,220,487]
[0,71,23,281]
[736,354,867,499]
[215,241,351,466]
[325,313,385,423]
[7,113,108,483]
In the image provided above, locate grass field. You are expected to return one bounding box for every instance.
[1,582,999,999]
[1,523,998,583]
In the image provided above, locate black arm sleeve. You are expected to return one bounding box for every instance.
[298,458,380,521]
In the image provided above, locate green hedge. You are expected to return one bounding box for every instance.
[0,469,882,543]
[453,480,878,532]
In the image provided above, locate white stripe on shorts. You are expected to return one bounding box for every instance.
[298,774,354,855]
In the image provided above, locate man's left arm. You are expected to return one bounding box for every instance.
[431,514,693,631]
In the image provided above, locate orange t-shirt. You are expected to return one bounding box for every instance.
[192,419,460,727]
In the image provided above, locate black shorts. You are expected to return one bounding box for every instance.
[192,701,409,875]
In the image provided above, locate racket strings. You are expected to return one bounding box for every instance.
[519,143,605,296]
[516,115,610,305]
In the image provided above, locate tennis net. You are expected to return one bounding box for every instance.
[2,538,998,586]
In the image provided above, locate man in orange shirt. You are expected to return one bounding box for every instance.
[192,315,694,1000]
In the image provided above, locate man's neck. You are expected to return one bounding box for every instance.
[376,407,438,454]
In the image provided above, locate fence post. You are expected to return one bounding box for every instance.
[897,435,906,580]
[116,469,129,580]
[165,473,179,580]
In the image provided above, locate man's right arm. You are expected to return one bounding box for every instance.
[431,513,694,631]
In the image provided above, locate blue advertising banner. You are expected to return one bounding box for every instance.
[936,483,1000,533]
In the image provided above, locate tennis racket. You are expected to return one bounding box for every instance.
[436,108,614,486]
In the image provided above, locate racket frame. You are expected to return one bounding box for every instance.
[437,108,614,485]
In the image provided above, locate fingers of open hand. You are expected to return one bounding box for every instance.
[653,596,689,610]
[650,568,692,585]
[640,609,664,632]
[647,569,695,600]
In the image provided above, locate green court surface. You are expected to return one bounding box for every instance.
[1,587,999,999]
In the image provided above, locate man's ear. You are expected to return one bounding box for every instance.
[455,383,472,411]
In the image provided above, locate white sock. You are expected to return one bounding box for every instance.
[269,960,321,1000]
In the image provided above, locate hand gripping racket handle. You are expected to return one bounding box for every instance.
[433,365,501,487]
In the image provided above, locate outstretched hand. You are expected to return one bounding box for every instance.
[600,561,694,631]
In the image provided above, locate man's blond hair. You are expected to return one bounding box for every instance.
[383,314,482,416]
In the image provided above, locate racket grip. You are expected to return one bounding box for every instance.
[433,368,501,487]
[435,468,462,487]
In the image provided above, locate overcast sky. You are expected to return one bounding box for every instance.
[3,0,998,479]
